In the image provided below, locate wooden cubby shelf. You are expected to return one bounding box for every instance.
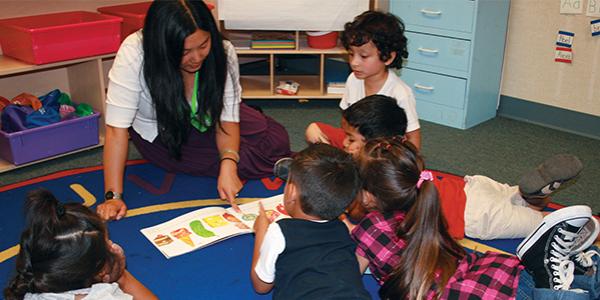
[224,29,349,100]
[0,54,113,173]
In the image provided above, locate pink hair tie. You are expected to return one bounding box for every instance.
[416,170,434,188]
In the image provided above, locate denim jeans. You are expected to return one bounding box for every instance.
[517,246,600,300]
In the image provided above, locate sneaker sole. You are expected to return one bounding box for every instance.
[519,154,583,195]
[516,205,592,259]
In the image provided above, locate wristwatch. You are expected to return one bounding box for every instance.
[104,191,123,201]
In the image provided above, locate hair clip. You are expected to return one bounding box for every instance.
[416,170,433,189]
[56,203,65,218]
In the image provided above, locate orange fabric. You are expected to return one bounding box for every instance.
[315,122,346,149]
[0,95,10,111]
[431,170,467,239]
[11,93,42,110]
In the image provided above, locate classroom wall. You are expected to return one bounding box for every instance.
[501,0,600,117]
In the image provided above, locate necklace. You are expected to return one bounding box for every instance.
[189,71,212,132]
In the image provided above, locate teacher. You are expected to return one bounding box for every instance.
[97,0,291,221]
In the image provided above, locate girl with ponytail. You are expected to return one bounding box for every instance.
[349,138,524,299]
[4,189,156,300]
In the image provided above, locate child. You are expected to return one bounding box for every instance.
[353,137,600,299]
[250,144,370,299]
[4,189,157,300]
[305,10,421,149]
[339,95,589,240]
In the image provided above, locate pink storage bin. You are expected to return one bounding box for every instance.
[0,112,100,165]
[98,1,216,42]
[0,11,122,65]
[97,1,151,41]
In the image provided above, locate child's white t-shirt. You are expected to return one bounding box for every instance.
[340,71,420,133]
[24,283,131,300]
[254,222,286,283]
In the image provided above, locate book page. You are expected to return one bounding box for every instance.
[141,206,253,259]
[227,194,289,228]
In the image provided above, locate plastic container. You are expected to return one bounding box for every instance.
[0,112,100,165]
[97,1,151,41]
[0,11,122,65]
[98,1,216,42]
[306,31,339,49]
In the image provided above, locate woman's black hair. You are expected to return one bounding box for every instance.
[4,189,114,299]
[341,10,409,69]
[342,94,408,140]
[143,0,226,159]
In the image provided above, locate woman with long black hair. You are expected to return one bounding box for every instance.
[97,0,291,221]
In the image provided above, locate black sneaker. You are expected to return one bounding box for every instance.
[572,247,599,276]
[517,205,592,290]
[273,157,293,181]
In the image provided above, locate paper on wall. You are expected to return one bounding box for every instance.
[555,47,573,63]
[587,0,600,17]
[217,0,369,31]
[592,19,600,36]
[560,0,584,14]
[556,30,575,47]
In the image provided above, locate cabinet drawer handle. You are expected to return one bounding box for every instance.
[420,9,442,16]
[417,47,439,54]
[414,83,435,91]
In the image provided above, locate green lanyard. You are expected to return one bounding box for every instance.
[190,71,212,132]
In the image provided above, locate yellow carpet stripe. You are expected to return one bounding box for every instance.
[126,197,261,217]
[457,239,510,255]
[70,184,96,207]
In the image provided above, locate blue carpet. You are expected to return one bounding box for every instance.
[0,162,380,299]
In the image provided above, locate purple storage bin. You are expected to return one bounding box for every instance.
[0,112,100,165]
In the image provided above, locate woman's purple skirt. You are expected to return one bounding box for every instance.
[129,103,291,179]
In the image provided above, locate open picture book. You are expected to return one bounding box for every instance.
[141,194,288,259]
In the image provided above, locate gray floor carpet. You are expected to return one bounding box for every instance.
[1,100,598,213]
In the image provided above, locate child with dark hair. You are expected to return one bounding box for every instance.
[4,189,156,300]
[251,144,370,300]
[341,94,407,156]
[352,137,600,299]
[336,95,589,240]
[305,10,421,149]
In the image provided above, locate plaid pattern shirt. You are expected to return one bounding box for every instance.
[351,211,523,299]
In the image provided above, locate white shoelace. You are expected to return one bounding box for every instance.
[548,227,578,290]
[574,249,600,268]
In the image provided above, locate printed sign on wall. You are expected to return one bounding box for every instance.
[592,19,600,36]
[587,0,600,17]
[561,0,584,14]
[556,30,575,47]
[555,47,573,63]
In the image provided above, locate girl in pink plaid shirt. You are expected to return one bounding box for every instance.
[347,137,600,299]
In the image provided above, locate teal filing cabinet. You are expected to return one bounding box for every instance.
[390,0,510,129]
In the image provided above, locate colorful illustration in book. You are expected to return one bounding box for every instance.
[153,234,173,247]
[171,228,195,247]
[223,213,250,229]
[203,215,229,228]
[242,213,257,221]
[276,203,288,216]
[265,209,280,222]
[190,220,216,238]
